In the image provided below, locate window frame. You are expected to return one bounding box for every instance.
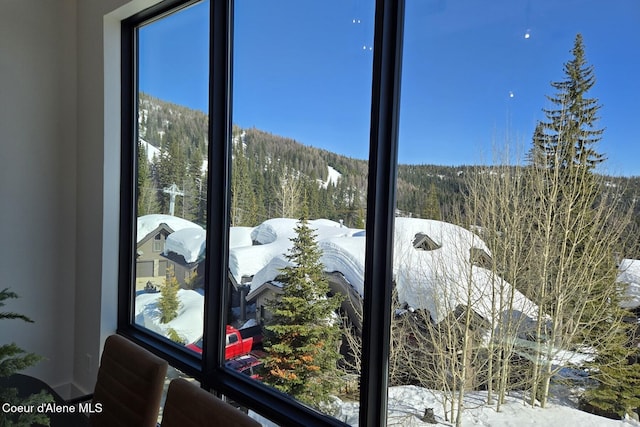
[117,0,405,425]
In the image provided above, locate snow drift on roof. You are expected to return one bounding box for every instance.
[229,218,361,283]
[137,214,202,244]
[164,227,206,264]
[230,226,254,248]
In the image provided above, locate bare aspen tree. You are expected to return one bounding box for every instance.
[274,168,302,218]
[464,146,632,410]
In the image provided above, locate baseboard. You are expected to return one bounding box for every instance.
[52,382,90,400]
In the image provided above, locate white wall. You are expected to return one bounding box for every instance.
[0,0,78,388]
[74,0,161,393]
[0,0,161,393]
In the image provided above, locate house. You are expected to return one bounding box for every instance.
[136,222,173,284]
[136,214,205,288]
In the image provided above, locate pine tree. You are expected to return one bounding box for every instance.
[137,141,159,216]
[231,135,257,226]
[582,306,640,419]
[157,130,187,215]
[184,146,204,223]
[261,213,343,411]
[159,265,180,324]
[423,182,441,220]
[529,33,605,173]
[0,289,53,427]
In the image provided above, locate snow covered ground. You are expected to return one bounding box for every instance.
[354,387,640,427]
[249,386,640,427]
[135,289,203,344]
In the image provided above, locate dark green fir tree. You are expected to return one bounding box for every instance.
[529,33,605,174]
[582,306,640,419]
[262,212,343,411]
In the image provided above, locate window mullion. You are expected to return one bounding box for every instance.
[202,0,234,386]
[360,0,405,426]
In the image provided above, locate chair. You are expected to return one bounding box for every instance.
[161,378,261,427]
[88,334,168,427]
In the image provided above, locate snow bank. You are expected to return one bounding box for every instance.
[135,289,203,344]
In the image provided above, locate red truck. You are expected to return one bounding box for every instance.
[186,325,253,359]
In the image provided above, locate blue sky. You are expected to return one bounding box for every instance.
[139,0,640,176]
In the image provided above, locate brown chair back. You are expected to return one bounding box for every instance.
[161,378,261,427]
[89,334,168,427]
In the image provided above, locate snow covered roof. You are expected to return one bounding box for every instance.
[617,258,640,308]
[228,218,361,283]
[164,227,206,264]
[232,217,537,324]
[391,218,536,323]
[230,226,254,248]
[136,214,203,244]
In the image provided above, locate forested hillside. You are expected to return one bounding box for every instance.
[136,93,640,257]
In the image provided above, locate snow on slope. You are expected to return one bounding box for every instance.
[318,165,342,189]
[618,258,640,308]
[139,138,160,163]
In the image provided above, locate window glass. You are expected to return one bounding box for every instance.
[133,0,209,349]
[393,1,640,425]
[228,0,374,421]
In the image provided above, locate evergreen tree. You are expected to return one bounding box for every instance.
[0,289,53,427]
[185,146,205,223]
[157,129,188,215]
[423,182,441,220]
[159,265,180,324]
[262,213,343,411]
[137,141,159,216]
[582,309,640,419]
[231,136,257,226]
[529,33,605,173]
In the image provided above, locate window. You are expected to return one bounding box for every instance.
[120,0,637,425]
[119,0,402,426]
[412,232,440,251]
